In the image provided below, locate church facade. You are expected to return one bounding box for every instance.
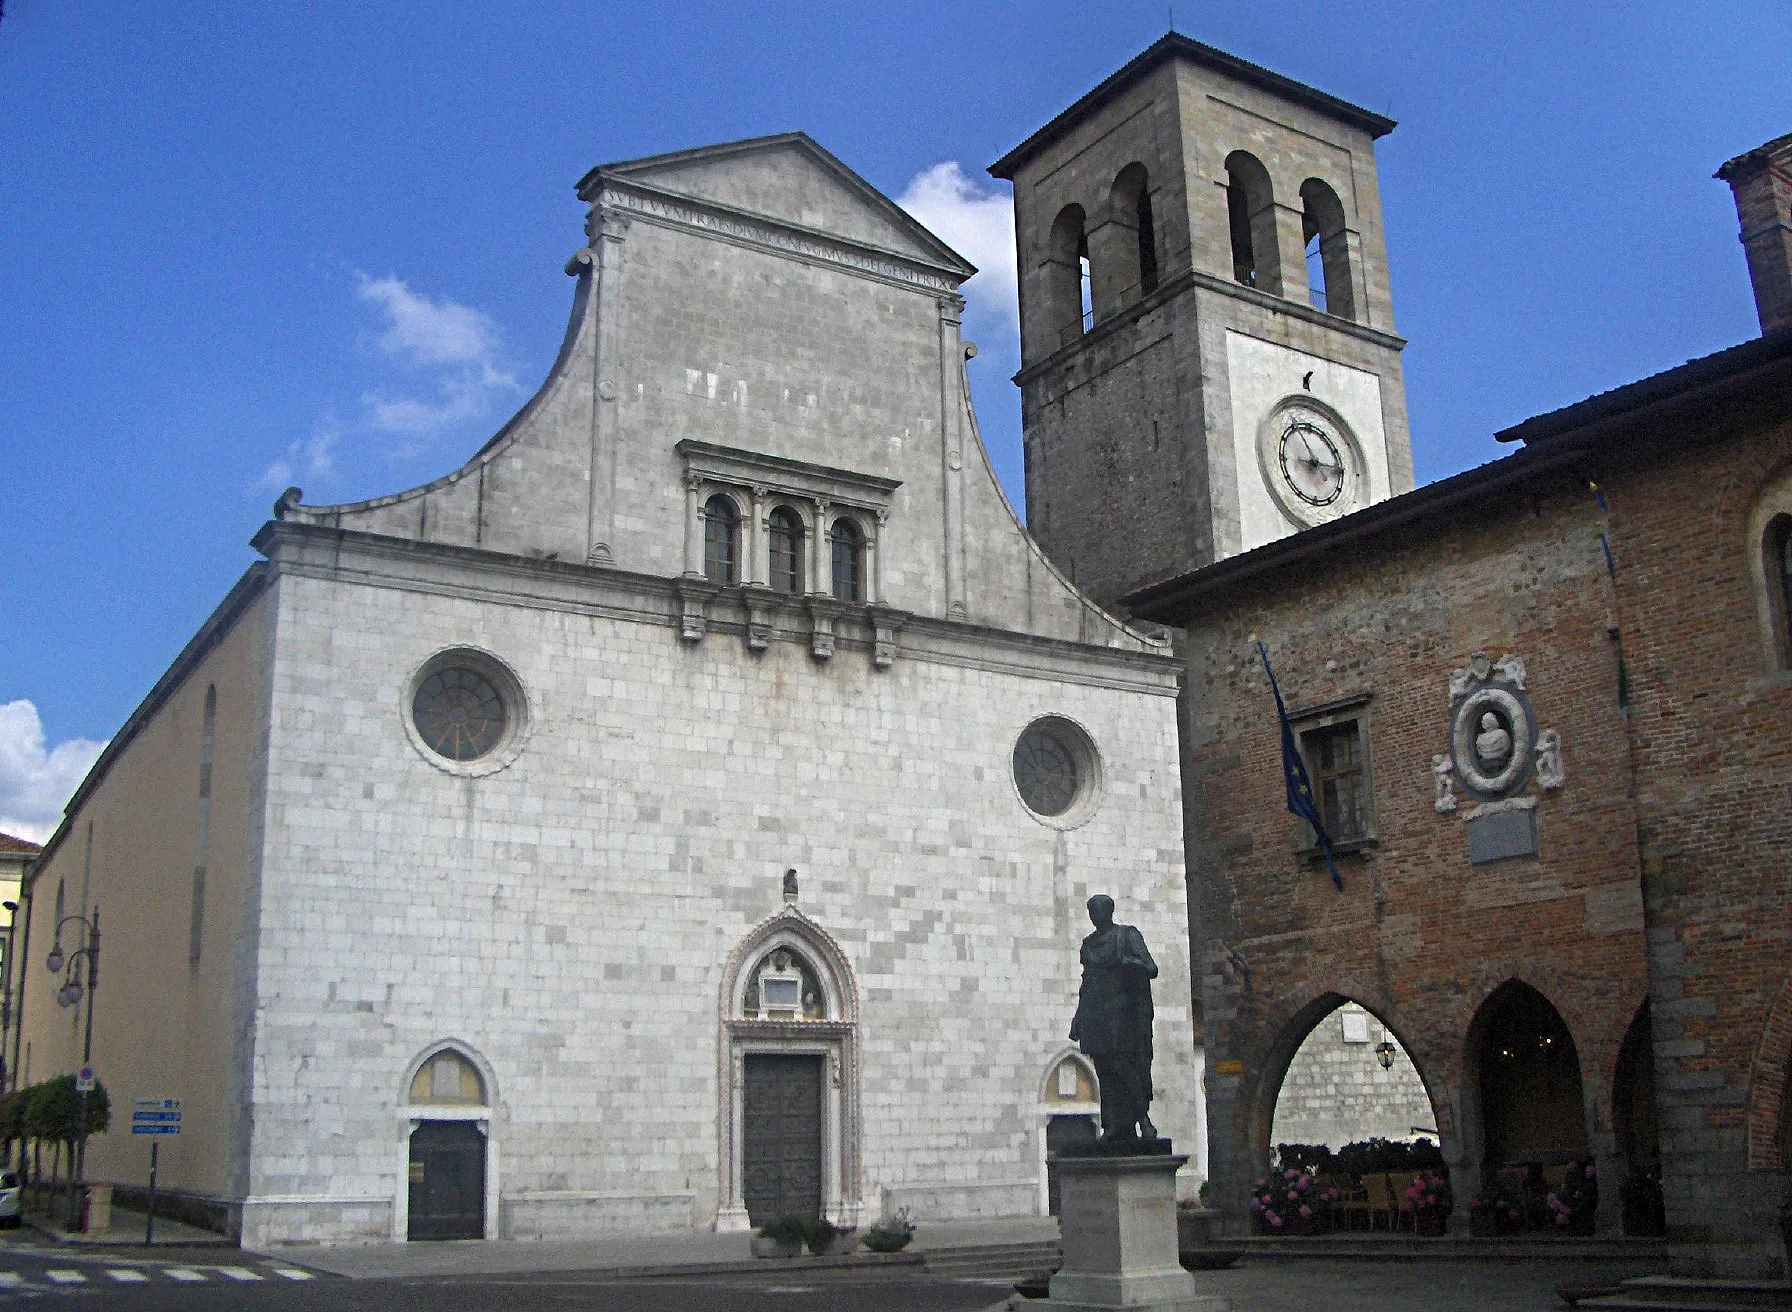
[18,133,1199,1246]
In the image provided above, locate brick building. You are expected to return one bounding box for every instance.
[1123,134,1792,1273]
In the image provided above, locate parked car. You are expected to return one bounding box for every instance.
[0,1173,20,1227]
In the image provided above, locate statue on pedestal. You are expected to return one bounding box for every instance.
[1070,894,1159,1143]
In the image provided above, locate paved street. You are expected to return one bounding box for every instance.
[0,1239,1669,1311]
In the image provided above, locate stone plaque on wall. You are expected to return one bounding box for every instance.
[1466,806,1538,865]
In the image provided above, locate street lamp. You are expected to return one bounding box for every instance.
[45,906,99,1228]
[1374,1040,1397,1071]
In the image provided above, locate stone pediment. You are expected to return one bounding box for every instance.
[580,132,975,280]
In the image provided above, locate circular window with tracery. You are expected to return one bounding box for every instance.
[1012,716,1101,827]
[413,667,506,761]
[405,648,528,775]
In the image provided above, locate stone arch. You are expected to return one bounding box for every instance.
[1107,162,1158,302]
[1745,968,1792,1170]
[1298,177,1356,321]
[1462,979,1590,1178]
[1224,150,1280,294]
[400,1039,498,1109]
[715,906,862,1231]
[1245,986,1441,1174]
[719,905,859,1024]
[1046,203,1090,346]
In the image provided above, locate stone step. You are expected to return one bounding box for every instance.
[922,1240,1061,1279]
[1570,1276,1792,1310]
[1212,1234,1670,1261]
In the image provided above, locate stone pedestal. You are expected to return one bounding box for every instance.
[1042,1149,1228,1312]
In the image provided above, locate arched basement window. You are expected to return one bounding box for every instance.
[829,517,864,602]
[1300,177,1356,321]
[1225,151,1278,293]
[768,505,806,594]
[703,494,740,585]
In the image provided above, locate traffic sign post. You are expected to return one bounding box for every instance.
[131,1099,181,1244]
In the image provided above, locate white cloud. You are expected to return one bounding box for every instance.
[355,274,519,442]
[898,162,1018,347]
[0,701,105,845]
[256,419,340,494]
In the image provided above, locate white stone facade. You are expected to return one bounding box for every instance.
[33,132,1200,1246]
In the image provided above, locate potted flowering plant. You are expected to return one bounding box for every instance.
[1249,1165,1325,1235]
[1552,1157,1598,1236]
[1467,1181,1524,1237]
[1400,1170,1452,1236]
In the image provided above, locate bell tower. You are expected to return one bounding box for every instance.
[990,34,1415,609]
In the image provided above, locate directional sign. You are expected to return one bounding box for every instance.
[131,1097,181,1136]
[75,1066,95,1093]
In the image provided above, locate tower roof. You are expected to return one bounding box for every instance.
[989,33,1396,180]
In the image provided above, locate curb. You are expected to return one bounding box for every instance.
[396,1249,927,1282]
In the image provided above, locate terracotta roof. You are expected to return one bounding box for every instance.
[0,833,41,857]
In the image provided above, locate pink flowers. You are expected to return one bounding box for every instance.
[1299,1204,1313,1218]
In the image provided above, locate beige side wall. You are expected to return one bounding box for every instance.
[18,582,273,1202]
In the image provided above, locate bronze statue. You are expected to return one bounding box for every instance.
[1070,894,1159,1142]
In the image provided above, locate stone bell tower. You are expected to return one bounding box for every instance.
[990,34,1415,609]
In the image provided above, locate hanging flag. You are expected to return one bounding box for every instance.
[1253,637,1343,891]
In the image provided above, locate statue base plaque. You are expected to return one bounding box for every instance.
[1040,1149,1227,1312]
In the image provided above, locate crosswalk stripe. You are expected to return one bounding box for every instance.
[165,1268,206,1282]
[45,1269,87,1284]
[217,1266,263,1281]
[107,1269,150,1282]
[0,1272,21,1287]
[272,1267,315,1280]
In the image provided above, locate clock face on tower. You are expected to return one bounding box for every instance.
[1258,399,1364,527]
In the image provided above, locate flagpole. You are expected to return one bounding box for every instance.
[1252,635,1343,891]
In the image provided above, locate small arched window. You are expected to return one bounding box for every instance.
[703,494,740,585]
[829,517,864,602]
[1300,178,1356,321]
[1767,514,1792,663]
[1225,151,1279,294]
[768,505,806,594]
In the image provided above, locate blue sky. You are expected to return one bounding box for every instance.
[2,1,1786,839]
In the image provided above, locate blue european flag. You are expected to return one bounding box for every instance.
[1254,639,1343,891]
